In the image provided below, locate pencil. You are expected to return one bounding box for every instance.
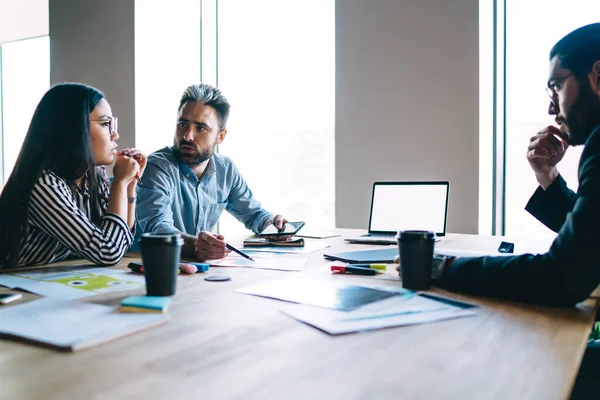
[225,243,255,262]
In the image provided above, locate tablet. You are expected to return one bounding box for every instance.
[258,221,305,236]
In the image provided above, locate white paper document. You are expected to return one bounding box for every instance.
[208,254,308,271]
[280,292,477,335]
[434,248,513,258]
[296,231,341,239]
[0,298,167,351]
[0,267,145,299]
[241,240,330,254]
[236,277,403,310]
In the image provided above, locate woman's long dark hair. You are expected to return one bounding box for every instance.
[0,83,106,267]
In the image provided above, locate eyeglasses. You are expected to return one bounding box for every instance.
[546,74,573,107]
[90,116,118,135]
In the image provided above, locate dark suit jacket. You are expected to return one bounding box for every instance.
[439,124,600,307]
[525,174,576,233]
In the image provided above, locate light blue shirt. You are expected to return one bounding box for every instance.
[136,146,272,237]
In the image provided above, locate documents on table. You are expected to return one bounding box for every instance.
[236,277,477,335]
[280,291,477,335]
[434,248,514,258]
[241,239,330,254]
[0,297,167,351]
[0,267,145,299]
[236,277,404,311]
[296,230,341,239]
[208,254,308,271]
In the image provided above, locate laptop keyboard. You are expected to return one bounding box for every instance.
[362,233,396,239]
[360,233,442,242]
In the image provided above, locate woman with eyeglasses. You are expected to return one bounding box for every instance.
[0,83,146,268]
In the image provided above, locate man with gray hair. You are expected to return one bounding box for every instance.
[136,83,288,261]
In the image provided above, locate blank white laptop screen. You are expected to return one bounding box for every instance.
[369,183,449,235]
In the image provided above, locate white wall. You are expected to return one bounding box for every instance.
[335,0,479,234]
[0,0,48,44]
[49,0,135,151]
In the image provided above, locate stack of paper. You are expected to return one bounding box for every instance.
[208,254,308,271]
[280,292,477,335]
[0,266,145,299]
[236,277,477,335]
[0,298,168,351]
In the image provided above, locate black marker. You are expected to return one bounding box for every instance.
[225,243,255,262]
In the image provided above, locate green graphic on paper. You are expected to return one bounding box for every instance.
[48,274,136,292]
[2,267,145,299]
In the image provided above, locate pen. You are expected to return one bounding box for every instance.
[226,243,255,262]
[331,265,379,276]
[348,263,387,271]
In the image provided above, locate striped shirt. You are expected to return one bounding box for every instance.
[11,168,134,268]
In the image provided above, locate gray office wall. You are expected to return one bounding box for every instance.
[49,0,135,150]
[335,0,479,233]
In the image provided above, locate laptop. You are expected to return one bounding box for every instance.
[345,181,450,244]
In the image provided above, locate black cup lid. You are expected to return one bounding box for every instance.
[397,230,436,241]
[140,233,183,245]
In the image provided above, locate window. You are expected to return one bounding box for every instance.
[135,0,335,236]
[134,0,201,155]
[0,36,50,188]
[483,1,596,238]
[216,0,336,235]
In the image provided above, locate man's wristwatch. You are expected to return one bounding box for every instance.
[431,255,455,281]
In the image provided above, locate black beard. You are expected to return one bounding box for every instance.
[173,141,214,165]
[174,150,211,165]
[564,82,600,146]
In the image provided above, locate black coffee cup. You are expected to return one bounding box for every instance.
[139,233,183,296]
[397,230,436,290]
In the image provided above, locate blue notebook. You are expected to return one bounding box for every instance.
[323,248,398,263]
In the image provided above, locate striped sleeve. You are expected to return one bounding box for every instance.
[97,166,111,210]
[99,167,136,235]
[28,172,133,266]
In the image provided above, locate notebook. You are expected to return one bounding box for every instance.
[243,237,305,247]
[120,296,173,314]
[345,181,450,244]
[323,248,399,263]
[0,297,168,351]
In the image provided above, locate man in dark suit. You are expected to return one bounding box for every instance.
[429,23,600,399]
[435,23,600,307]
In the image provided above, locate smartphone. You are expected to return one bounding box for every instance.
[258,221,305,236]
[498,241,515,253]
[0,293,23,305]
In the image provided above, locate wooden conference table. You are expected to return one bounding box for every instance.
[0,230,597,400]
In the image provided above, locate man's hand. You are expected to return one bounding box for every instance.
[194,231,231,261]
[527,126,568,189]
[261,214,292,241]
[271,214,287,231]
